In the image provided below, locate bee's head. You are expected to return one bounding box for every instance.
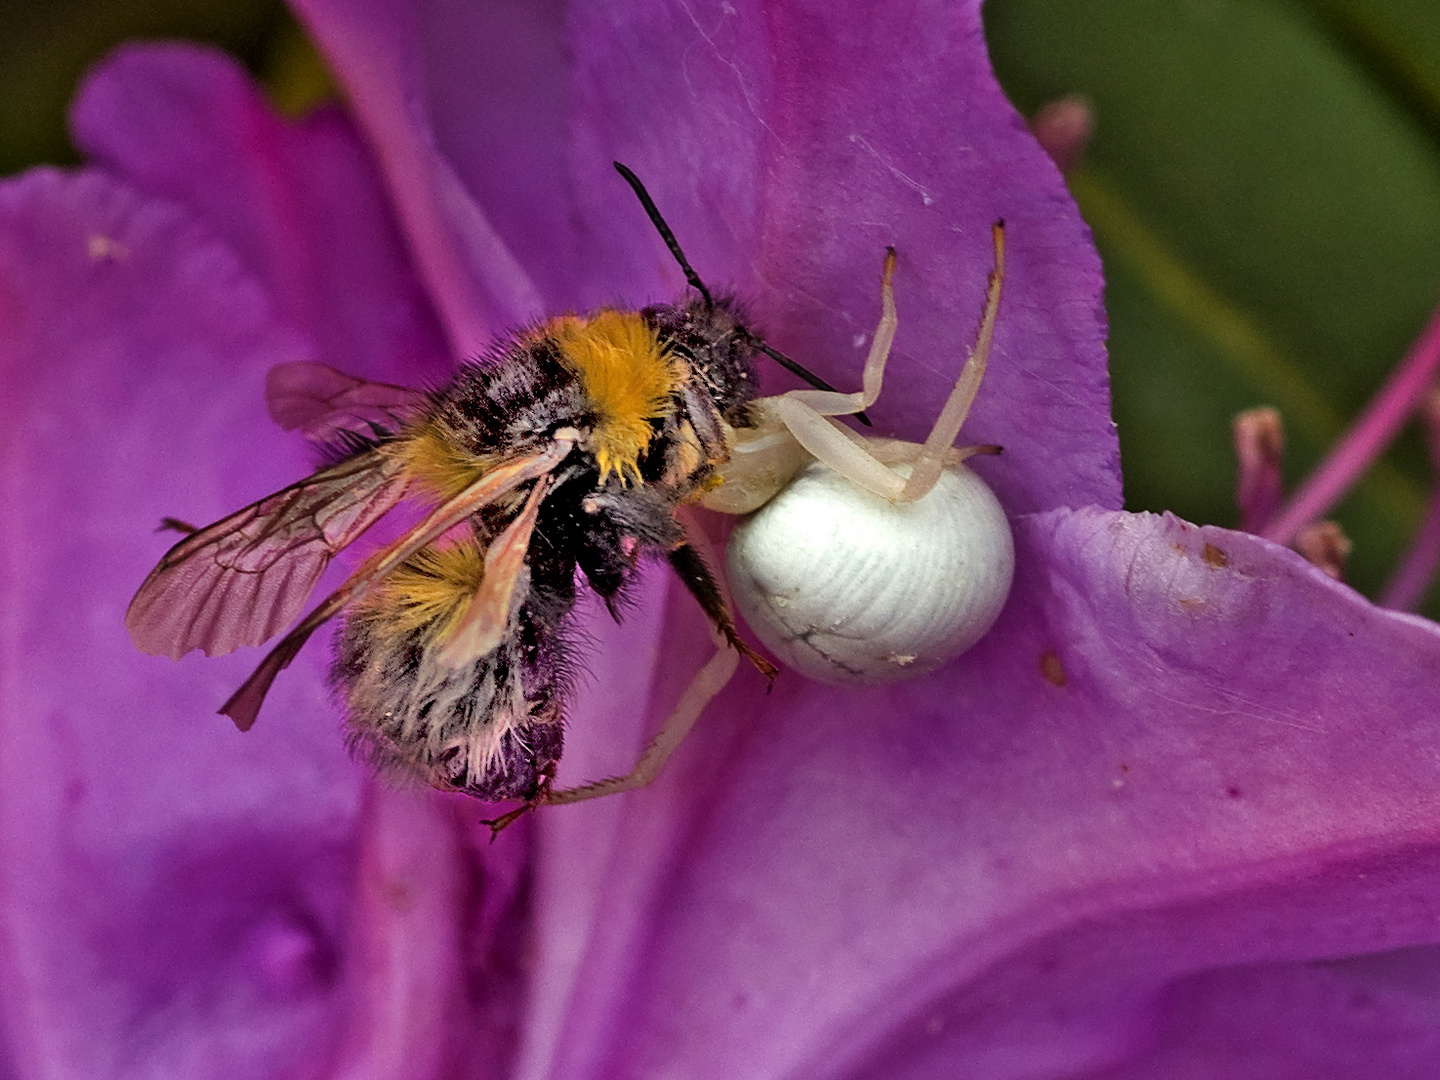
[641,294,762,416]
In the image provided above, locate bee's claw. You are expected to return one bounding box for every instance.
[480,767,554,840]
[480,804,532,839]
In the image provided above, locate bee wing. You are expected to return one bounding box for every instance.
[433,471,552,668]
[127,449,410,659]
[266,361,428,444]
[219,435,577,731]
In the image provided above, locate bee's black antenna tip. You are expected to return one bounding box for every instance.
[614,161,714,308]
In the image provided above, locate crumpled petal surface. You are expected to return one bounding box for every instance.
[3,2,1440,1079]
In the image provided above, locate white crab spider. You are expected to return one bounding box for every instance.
[546,224,1013,805]
[705,223,1014,684]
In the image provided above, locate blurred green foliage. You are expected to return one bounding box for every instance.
[987,0,1440,612]
[5,0,1440,611]
[0,0,322,174]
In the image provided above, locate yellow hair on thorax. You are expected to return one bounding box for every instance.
[399,422,499,502]
[551,310,679,483]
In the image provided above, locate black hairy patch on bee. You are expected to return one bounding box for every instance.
[643,295,760,420]
[313,422,401,468]
[334,593,569,803]
[429,333,588,458]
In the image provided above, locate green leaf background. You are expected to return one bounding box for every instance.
[5,0,1440,611]
[988,0,1440,614]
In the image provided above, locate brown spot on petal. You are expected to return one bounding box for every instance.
[1202,542,1229,568]
[1040,649,1067,686]
[383,878,414,913]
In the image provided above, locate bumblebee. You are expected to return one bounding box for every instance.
[129,164,1010,825]
[127,165,830,814]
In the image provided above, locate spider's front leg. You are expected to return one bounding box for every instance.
[710,225,1015,686]
[716,225,1006,508]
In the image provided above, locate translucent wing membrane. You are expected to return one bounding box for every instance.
[434,474,552,668]
[220,436,577,731]
[126,449,410,659]
[265,361,429,443]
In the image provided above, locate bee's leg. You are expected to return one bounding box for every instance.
[480,801,532,837]
[541,519,764,807]
[158,516,199,535]
[544,530,767,807]
[480,763,555,838]
[543,639,740,806]
[667,543,776,681]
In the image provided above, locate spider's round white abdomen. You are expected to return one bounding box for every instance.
[726,461,1014,684]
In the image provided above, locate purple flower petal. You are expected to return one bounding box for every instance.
[1097,949,1440,1079]
[0,166,362,1076]
[532,510,1440,1078]
[70,43,450,388]
[287,0,572,349]
[0,160,536,1080]
[570,0,1120,516]
[295,0,1120,514]
[4,0,1439,1076]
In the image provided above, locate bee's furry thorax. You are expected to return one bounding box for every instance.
[333,299,765,800]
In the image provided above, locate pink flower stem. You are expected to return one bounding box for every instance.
[1262,298,1440,547]
[1381,389,1440,610]
[1380,495,1440,610]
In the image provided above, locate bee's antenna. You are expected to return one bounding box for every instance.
[614,161,869,426]
[614,161,715,308]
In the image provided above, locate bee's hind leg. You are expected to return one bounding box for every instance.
[481,762,556,838]
[538,516,763,809]
[543,638,740,806]
[667,543,777,681]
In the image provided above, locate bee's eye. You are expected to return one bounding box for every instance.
[724,460,1014,684]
